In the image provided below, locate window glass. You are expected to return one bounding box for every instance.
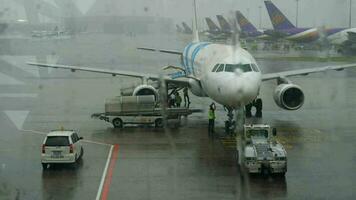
[74,133,79,141]
[45,136,70,146]
[251,64,260,72]
[224,64,252,73]
[71,135,77,143]
[216,64,224,72]
[240,64,252,72]
[246,129,269,138]
[212,64,219,72]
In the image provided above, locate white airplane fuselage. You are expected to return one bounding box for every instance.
[182,42,262,109]
[327,28,356,45]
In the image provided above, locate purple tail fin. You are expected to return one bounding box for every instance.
[264,0,295,30]
[236,11,258,32]
[216,15,232,32]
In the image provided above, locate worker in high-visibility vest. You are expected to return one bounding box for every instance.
[208,102,216,136]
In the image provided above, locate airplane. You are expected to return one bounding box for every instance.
[28,0,356,133]
[264,0,320,43]
[216,15,234,35]
[182,22,193,34]
[264,0,356,49]
[205,17,221,35]
[204,17,228,40]
[176,24,183,33]
[235,11,269,40]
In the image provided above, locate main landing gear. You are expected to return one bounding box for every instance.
[245,98,263,118]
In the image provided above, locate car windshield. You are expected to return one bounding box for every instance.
[45,136,70,146]
[225,64,252,73]
[246,129,269,138]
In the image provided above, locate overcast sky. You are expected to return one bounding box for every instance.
[75,0,355,28]
[1,0,354,28]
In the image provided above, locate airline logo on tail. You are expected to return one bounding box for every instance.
[236,11,258,32]
[264,1,295,30]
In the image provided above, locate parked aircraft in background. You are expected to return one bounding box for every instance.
[205,17,221,35]
[264,0,320,43]
[235,11,269,40]
[204,17,229,40]
[176,24,184,33]
[216,15,233,35]
[182,22,193,34]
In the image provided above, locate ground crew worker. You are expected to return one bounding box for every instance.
[170,92,176,107]
[183,87,190,107]
[208,102,216,137]
[175,92,182,107]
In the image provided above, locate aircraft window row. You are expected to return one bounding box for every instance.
[212,63,260,73]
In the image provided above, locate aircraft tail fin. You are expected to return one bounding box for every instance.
[235,11,258,32]
[205,17,220,32]
[216,15,232,32]
[176,24,183,33]
[264,0,295,30]
[182,22,193,34]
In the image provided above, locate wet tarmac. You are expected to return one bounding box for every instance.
[0,33,355,199]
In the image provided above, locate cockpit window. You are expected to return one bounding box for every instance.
[216,64,225,72]
[225,64,252,73]
[251,64,260,72]
[212,64,219,72]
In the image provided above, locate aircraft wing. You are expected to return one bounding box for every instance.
[27,62,190,87]
[262,63,356,81]
[137,47,182,55]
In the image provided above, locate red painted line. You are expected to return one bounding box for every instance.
[101,144,119,200]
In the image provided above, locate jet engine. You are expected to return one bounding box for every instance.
[273,84,304,110]
[188,79,207,97]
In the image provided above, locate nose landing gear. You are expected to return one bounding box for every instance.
[225,108,236,135]
[245,98,263,118]
[225,107,246,135]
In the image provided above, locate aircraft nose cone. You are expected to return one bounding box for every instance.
[234,78,259,106]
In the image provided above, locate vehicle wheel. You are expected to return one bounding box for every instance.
[245,104,252,118]
[42,163,48,170]
[225,121,230,134]
[277,172,286,177]
[155,118,164,128]
[235,150,239,165]
[79,147,84,159]
[112,118,123,128]
[255,99,263,118]
[70,162,77,169]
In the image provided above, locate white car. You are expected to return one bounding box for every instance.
[41,130,84,169]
